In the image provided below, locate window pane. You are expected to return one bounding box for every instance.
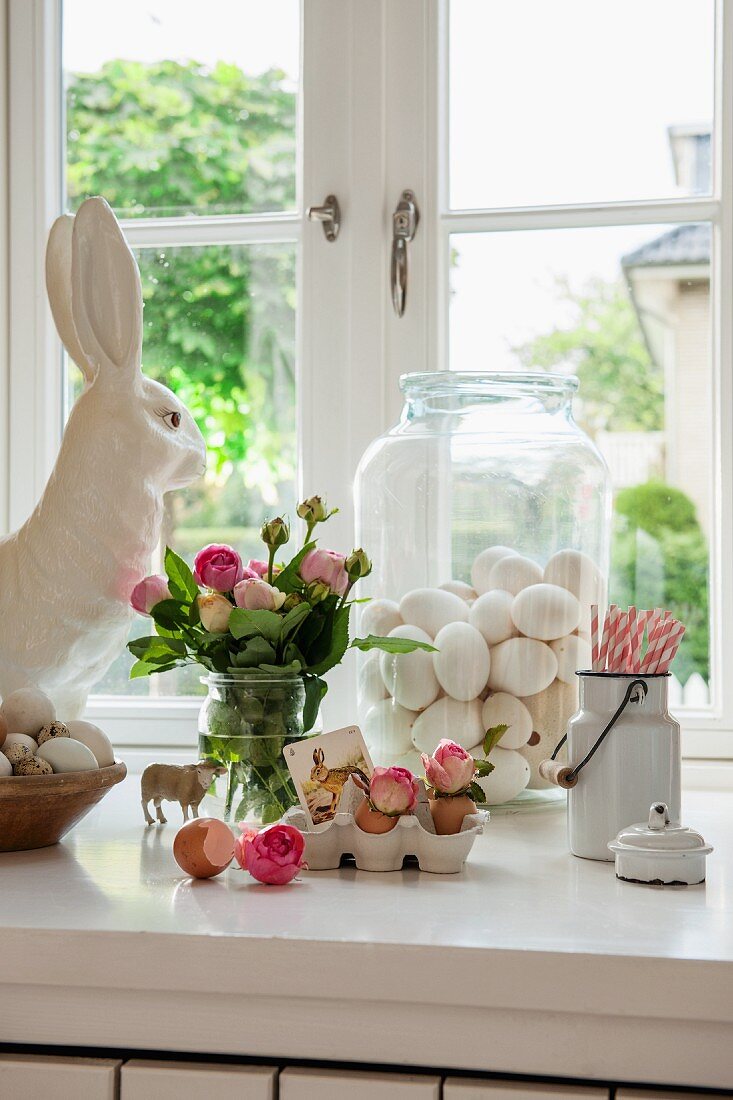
[449,0,714,209]
[450,224,712,702]
[67,242,297,696]
[63,0,299,216]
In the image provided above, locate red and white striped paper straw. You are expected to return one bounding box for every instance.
[598,605,614,671]
[590,603,600,670]
[640,617,672,673]
[608,610,629,672]
[650,622,686,673]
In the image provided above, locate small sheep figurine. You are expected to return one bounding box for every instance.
[141,762,225,825]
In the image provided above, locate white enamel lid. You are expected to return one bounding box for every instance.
[610,803,712,856]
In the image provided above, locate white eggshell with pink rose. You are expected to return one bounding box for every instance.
[432,622,490,701]
[379,625,439,712]
[399,588,468,637]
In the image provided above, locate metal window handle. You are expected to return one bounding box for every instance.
[307,194,341,241]
[391,190,419,318]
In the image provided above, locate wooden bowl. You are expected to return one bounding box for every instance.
[0,760,127,852]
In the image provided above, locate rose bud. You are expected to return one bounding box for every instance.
[283,592,305,611]
[247,559,269,578]
[260,516,290,550]
[305,581,331,605]
[130,574,171,615]
[193,544,244,592]
[296,495,328,523]
[235,823,306,885]
[345,548,372,582]
[421,739,476,795]
[233,578,287,612]
[299,548,349,596]
[368,765,419,816]
[197,592,233,633]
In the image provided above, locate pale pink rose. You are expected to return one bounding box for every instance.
[369,765,419,816]
[197,592,233,633]
[422,739,476,795]
[233,578,287,611]
[247,559,269,578]
[193,544,244,592]
[130,574,171,615]
[299,548,349,596]
[235,823,306,885]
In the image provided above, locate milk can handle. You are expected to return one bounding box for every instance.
[547,678,648,786]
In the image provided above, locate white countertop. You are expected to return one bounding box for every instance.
[1,780,732,1088]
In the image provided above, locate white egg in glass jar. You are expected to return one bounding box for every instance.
[470,546,517,595]
[511,583,580,641]
[411,696,484,755]
[432,622,490,701]
[469,589,517,646]
[439,580,477,602]
[544,548,604,608]
[360,598,403,637]
[488,554,543,596]
[550,634,592,684]
[481,692,533,749]
[474,746,531,804]
[380,625,439,711]
[358,653,389,705]
[487,637,558,697]
[399,588,468,636]
[364,698,417,761]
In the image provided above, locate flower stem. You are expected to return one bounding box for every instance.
[267,546,277,585]
[224,761,238,821]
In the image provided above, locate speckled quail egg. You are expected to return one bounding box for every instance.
[2,733,38,754]
[37,738,99,773]
[487,637,558,697]
[399,588,469,636]
[439,580,477,601]
[0,688,55,736]
[488,554,543,596]
[65,720,115,767]
[550,634,593,684]
[432,622,490,701]
[481,692,533,749]
[411,696,484,755]
[37,721,70,746]
[544,549,604,608]
[3,744,33,768]
[14,756,53,776]
[360,598,403,637]
[469,589,518,646]
[470,546,518,595]
[379,624,440,712]
[511,583,581,641]
[473,745,531,804]
[364,698,418,762]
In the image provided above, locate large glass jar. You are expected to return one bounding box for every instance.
[354,372,611,807]
[198,674,321,826]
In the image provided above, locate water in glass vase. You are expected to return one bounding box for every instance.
[198,674,320,826]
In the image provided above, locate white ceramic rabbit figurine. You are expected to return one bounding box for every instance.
[0,197,206,718]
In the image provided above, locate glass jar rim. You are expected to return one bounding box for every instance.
[399,370,578,398]
[203,672,303,686]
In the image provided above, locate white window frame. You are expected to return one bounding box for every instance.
[2,0,732,768]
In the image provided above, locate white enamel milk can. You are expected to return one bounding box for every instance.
[540,673,681,861]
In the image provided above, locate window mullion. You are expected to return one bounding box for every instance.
[120,213,302,249]
[443,198,720,236]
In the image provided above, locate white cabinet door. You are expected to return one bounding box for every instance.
[444,1083,610,1100]
[121,1060,276,1100]
[281,1067,440,1099]
[0,1054,120,1100]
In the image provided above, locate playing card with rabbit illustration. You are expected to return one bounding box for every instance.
[284,725,374,826]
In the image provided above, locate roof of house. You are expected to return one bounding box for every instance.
[622,223,711,269]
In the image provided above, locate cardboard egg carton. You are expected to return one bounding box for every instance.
[281,778,488,874]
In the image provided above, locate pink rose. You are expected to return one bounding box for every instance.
[247,559,269,578]
[233,578,287,611]
[197,593,233,633]
[193,544,244,592]
[369,765,419,816]
[235,823,306,885]
[422,739,476,795]
[131,574,171,615]
[299,548,349,596]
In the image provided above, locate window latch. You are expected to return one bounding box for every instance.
[391,190,420,318]
[307,194,341,241]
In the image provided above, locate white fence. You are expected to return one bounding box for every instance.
[669,672,710,708]
[596,430,665,488]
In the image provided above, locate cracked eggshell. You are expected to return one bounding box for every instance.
[0,688,55,736]
[0,752,11,778]
[439,580,477,601]
[487,637,558,697]
[474,746,531,805]
[469,589,517,646]
[433,622,490,702]
[544,549,604,608]
[37,737,99,773]
[65,720,115,768]
[3,733,38,754]
[364,699,418,762]
[471,546,518,595]
[380,625,439,712]
[481,692,533,749]
[511,583,580,641]
[358,654,389,706]
[360,598,403,637]
[411,697,484,755]
[399,588,468,636]
[550,634,592,684]
[518,679,578,788]
[488,554,543,596]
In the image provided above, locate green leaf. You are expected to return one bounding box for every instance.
[483,723,509,756]
[306,604,351,676]
[128,635,186,660]
[279,601,311,641]
[303,674,328,732]
[470,780,489,805]
[164,545,200,602]
[259,660,302,675]
[188,599,201,626]
[229,608,283,643]
[272,542,315,594]
[150,598,189,633]
[474,759,494,778]
[261,803,282,824]
[129,659,179,679]
[233,636,277,667]
[350,634,437,654]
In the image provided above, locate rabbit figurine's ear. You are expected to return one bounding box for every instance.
[71,196,142,382]
[46,213,96,384]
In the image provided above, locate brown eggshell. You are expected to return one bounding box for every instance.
[354,797,398,834]
[173,818,235,879]
[0,713,7,749]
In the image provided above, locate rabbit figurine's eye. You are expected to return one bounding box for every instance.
[162,410,181,430]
